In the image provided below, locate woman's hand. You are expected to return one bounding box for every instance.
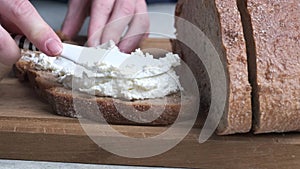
[0,0,62,66]
[61,0,149,53]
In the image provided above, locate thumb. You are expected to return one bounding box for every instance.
[0,25,21,81]
[0,25,21,66]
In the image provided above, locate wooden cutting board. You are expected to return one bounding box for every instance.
[0,39,299,169]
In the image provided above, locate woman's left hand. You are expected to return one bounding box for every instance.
[61,0,149,53]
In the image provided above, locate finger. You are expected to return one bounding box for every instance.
[118,0,149,53]
[0,14,23,34]
[101,0,137,44]
[0,25,21,66]
[61,0,90,40]
[119,30,149,53]
[0,0,62,56]
[87,0,115,46]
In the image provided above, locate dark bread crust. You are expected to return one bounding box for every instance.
[173,0,252,134]
[46,87,185,125]
[15,58,195,126]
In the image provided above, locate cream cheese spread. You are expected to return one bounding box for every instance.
[21,42,182,100]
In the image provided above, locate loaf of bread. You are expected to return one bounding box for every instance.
[239,0,300,133]
[174,0,300,134]
[173,0,252,135]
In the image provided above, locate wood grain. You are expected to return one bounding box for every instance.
[0,39,299,169]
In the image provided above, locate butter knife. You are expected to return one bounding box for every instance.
[11,34,128,66]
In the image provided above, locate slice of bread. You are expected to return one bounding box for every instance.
[14,53,196,126]
[173,0,252,135]
[238,0,300,133]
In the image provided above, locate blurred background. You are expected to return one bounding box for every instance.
[30,0,177,38]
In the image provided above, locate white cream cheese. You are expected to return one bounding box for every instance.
[21,42,182,100]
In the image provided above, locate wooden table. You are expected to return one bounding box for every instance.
[0,39,299,169]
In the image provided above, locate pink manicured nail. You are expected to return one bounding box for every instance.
[45,38,62,56]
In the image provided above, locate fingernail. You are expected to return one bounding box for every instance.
[119,43,132,53]
[119,46,127,53]
[45,38,62,56]
[88,38,100,47]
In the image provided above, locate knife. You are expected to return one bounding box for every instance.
[11,34,128,66]
[11,34,172,79]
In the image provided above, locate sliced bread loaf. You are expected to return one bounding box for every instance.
[173,0,252,135]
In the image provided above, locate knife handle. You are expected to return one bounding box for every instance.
[10,34,39,51]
